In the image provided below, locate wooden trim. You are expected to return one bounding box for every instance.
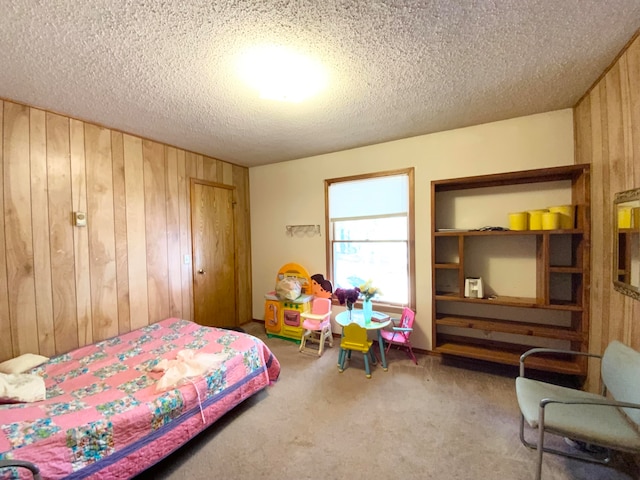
[432,164,590,191]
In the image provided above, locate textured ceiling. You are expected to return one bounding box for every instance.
[1,1,639,167]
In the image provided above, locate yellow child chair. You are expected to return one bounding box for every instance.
[299,297,333,356]
[338,323,376,378]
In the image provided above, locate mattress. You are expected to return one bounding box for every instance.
[0,318,280,479]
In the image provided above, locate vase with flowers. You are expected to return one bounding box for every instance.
[359,280,381,323]
[334,287,360,319]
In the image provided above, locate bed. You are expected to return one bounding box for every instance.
[0,318,280,479]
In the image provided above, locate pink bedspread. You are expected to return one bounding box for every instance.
[0,318,280,479]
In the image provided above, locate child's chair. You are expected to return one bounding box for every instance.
[380,307,417,364]
[299,297,333,356]
[338,323,376,378]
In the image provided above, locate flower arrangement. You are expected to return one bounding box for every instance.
[334,287,360,311]
[359,280,381,302]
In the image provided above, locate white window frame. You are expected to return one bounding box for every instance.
[324,168,415,312]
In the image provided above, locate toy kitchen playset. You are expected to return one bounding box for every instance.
[264,263,314,343]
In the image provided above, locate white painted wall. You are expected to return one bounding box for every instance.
[249,108,575,350]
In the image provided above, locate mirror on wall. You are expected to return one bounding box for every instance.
[613,187,640,300]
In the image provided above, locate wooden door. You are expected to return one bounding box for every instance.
[191,179,237,328]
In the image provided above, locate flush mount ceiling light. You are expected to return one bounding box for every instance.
[237,45,328,103]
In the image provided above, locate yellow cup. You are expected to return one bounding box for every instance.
[548,205,575,229]
[542,212,560,230]
[527,209,548,230]
[508,212,528,231]
[618,206,632,228]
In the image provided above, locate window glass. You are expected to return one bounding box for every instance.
[327,171,413,306]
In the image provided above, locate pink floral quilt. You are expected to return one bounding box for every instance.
[0,318,280,479]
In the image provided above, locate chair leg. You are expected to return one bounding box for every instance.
[318,328,330,357]
[536,407,546,480]
[299,330,309,352]
[338,348,346,372]
[406,343,417,364]
[519,414,612,469]
[363,351,371,378]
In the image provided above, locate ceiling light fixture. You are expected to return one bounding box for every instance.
[237,45,328,103]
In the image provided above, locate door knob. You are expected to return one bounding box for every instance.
[197,269,205,274]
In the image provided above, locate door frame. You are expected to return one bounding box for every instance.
[189,178,238,327]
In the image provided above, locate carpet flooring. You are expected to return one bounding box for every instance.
[135,322,639,480]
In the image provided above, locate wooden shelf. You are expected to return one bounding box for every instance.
[431,164,592,192]
[435,314,585,341]
[434,262,460,269]
[434,293,583,311]
[549,266,582,273]
[434,229,584,236]
[435,339,586,375]
[431,164,590,376]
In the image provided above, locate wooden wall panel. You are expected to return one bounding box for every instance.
[0,102,12,358]
[47,112,78,354]
[85,124,119,342]
[0,99,250,362]
[143,140,170,323]
[185,152,200,320]
[574,33,640,390]
[70,119,93,346]
[4,102,39,355]
[191,153,202,180]
[29,108,55,356]
[111,131,131,334]
[233,165,252,324]
[123,135,149,330]
[202,156,218,183]
[177,149,192,321]
[165,146,182,318]
[223,162,233,185]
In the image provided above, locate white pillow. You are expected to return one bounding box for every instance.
[0,353,49,374]
[0,373,46,403]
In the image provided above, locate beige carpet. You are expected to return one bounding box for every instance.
[135,322,638,480]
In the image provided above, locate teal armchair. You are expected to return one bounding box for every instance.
[515,341,640,479]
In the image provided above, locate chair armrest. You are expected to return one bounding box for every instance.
[519,348,602,377]
[0,459,42,480]
[300,312,329,321]
[392,327,412,332]
[540,397,640,410]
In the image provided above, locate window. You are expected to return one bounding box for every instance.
[325,169,415,308]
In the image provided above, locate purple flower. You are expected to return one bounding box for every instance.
[334,287,360,310]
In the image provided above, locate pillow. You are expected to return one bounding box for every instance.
[0,353,49,374]
[0,373,46,403]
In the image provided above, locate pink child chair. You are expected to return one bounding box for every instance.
[380,307,417,364]
[299,297,333,356]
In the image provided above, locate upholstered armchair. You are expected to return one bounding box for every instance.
[515,341,640,479]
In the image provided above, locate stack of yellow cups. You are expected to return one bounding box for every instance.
[542,211,560,230]
[548,205,575,229]
[527,209,548,230]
